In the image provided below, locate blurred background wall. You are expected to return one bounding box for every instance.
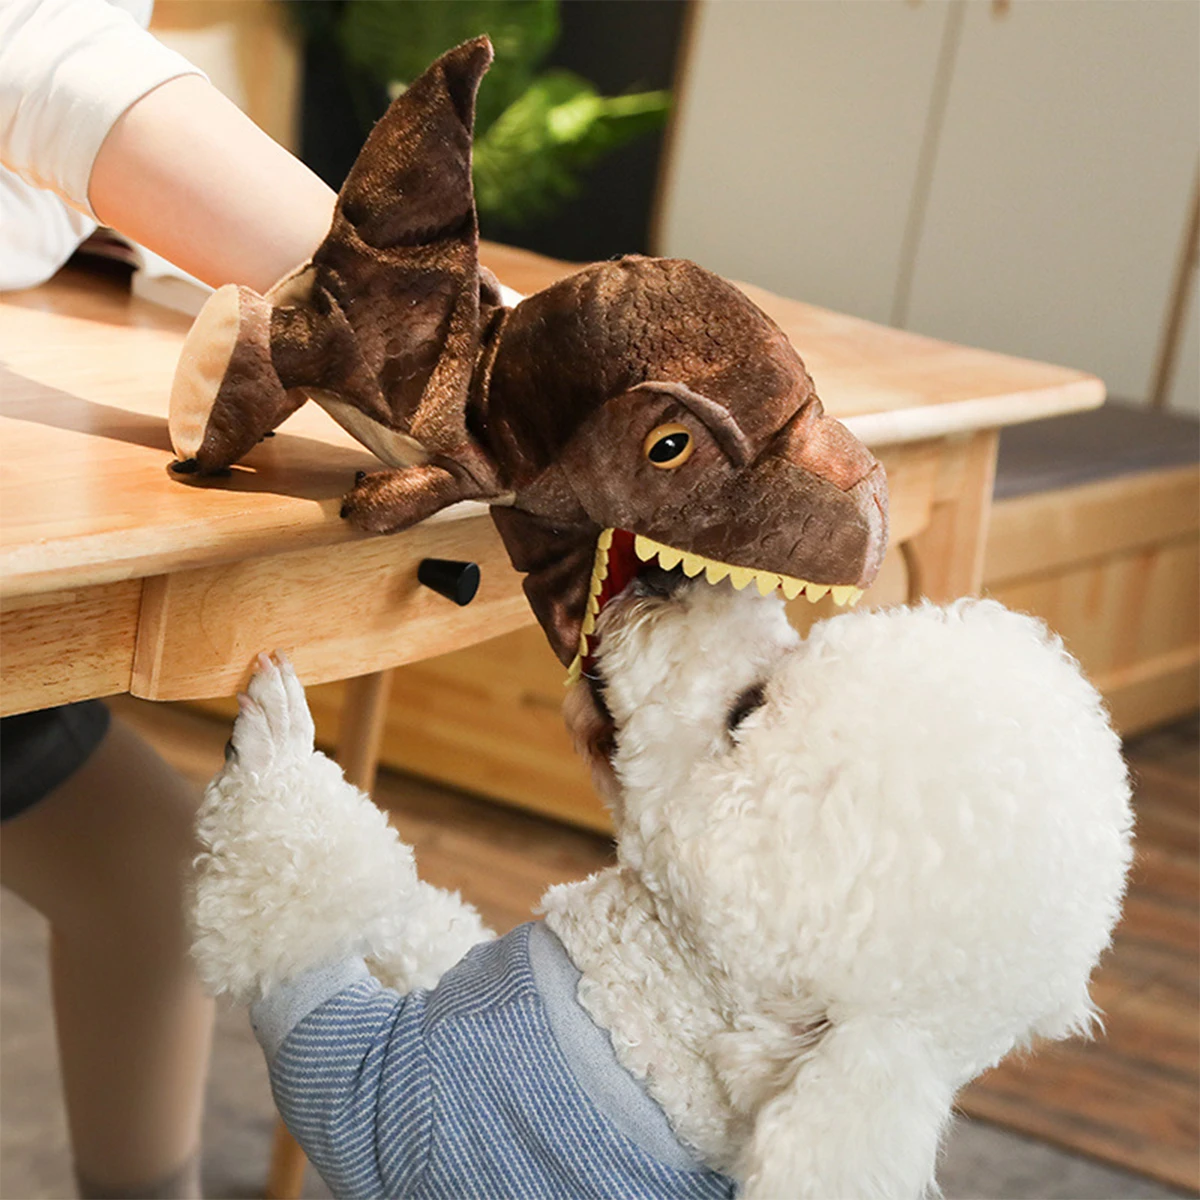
[657,0,1199,416]
[150,0,1198,416]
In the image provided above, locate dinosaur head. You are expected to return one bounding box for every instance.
[167,36,887,675]
[482,257,888,673]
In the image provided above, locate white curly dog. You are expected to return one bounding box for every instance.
[192,585,1132,1200]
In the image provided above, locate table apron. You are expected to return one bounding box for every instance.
[1,435,998,717]
[1,580,142,716]
[1,513,532,715]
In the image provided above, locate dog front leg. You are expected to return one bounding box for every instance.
[368,880,492,993]
[191,653,425,1001]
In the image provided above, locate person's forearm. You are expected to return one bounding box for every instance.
[89,75,336,293]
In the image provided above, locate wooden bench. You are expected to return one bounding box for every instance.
[983,402,1199,736]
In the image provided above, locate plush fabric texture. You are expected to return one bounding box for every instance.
[168,36,888,665]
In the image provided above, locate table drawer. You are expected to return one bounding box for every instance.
[131,512,531,701]
[0,581,142,716]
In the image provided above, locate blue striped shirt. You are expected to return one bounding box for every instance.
[250,922,735,1200]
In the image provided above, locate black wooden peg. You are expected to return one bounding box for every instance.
[418,559,480,606]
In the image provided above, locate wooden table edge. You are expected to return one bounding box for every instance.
[0,378,1106,600]
[844,376,1106,448]
[0,498,497,601]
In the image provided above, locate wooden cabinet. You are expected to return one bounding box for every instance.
[985,463,1200,737]
[903,0,1198,406]
[658,0,1199,415]
[657,0,950,328]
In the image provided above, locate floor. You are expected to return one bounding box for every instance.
[959,718,1200,1192]
[1,697,1196,1200]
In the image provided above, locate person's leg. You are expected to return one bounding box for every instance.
[1,717,214,1198]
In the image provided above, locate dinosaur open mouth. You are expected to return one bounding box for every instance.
[566,527,864,682]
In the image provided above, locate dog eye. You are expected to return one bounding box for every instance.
[643,423,694,469]
[727,682,767,735]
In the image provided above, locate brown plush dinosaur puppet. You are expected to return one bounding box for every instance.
[168,36,888,679]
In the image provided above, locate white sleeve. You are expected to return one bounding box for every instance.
[0,0,205,218]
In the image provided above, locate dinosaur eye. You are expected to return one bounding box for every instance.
[643,424,694,469]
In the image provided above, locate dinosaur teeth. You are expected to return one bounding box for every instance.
[656,544,684,570]
[754,571,780,597]
[566,527,865,685]
[608,530,865,608]
[566,532,613,686]
[631,535,867,606]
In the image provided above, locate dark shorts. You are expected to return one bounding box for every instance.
[0,701,111,823]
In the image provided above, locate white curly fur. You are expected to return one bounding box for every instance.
[545,584,1133,1199]
[191,589,1132,1200]
[191,654,490,1003]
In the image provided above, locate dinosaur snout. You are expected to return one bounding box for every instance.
[771,403,889,588]
[779,399,879,493]
[845,460,889,585]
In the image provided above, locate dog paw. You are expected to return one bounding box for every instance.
[227,652,315,776]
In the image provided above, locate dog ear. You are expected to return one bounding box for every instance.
[562,680,621,815]
[170,37,503,480]
[737,1017,952,1200]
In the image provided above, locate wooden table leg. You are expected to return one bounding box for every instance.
[903,430,999,602]
[266,1123,308,1200]
[334,669,395,793]
[264,668,396,1200]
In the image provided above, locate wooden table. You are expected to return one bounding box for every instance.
[1,243,1104,720]
[0,246,1103,1198]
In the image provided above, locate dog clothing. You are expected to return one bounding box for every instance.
[250,921,734,1200]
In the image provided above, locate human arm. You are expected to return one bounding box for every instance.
[88,72,336,292]
[0,0,336,292]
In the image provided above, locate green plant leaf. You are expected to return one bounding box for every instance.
[335,0,559,133]
[473,70,671,225]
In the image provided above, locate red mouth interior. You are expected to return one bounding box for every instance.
[581,528,639,675]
